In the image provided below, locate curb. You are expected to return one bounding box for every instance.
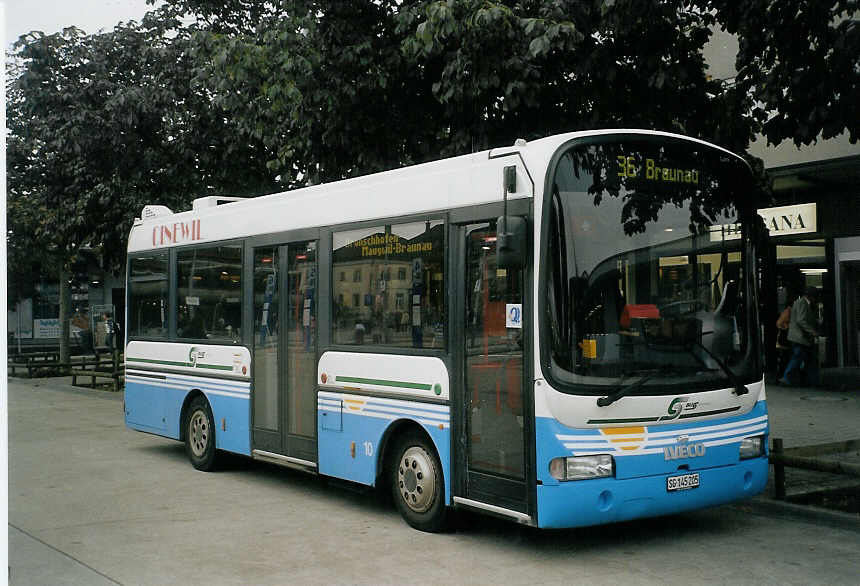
[730,496,860,533]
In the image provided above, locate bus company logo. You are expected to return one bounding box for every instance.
[188,347,204,366]
[659,397,699,421]
[152,219,202,247]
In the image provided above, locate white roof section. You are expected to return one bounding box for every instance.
[128,129,738,253]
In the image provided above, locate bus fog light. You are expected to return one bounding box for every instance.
[739,436,764,460]
[549,455,614,481]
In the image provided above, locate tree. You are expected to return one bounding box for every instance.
[172,0,761,182]
[172,0,858,170]
[176,0,442,187]
[397,1,746,154]
[701,0,859,148]
[6,14,276,360]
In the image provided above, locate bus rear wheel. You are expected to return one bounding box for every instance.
[390,432,447,532]
[185,396,218,471]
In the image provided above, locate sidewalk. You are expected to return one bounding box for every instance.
[746,368,860,528]
[765,369,860,448]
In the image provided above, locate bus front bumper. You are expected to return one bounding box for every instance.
[535,456,768,529]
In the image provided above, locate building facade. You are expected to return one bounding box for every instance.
[707,28,860,371]
[756,148,860,369]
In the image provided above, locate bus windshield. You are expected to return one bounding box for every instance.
[544,137,760,394]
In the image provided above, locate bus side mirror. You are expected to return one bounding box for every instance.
[497,215,527,270]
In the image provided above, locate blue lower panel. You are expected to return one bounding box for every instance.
[536,457,768,528]
[125,380,167,434]
[318,393,452,504]
[125,377,251,456]
[196,392,251,456]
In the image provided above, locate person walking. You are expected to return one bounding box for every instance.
[779,287,820,386]
[103,313,115,350]
[775,299,793,377]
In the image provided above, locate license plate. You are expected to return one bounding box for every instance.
[667,473,700,492]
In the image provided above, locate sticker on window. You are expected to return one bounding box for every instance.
[506,304,523,329]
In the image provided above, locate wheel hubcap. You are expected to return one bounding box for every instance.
[189,410,209,457]
[398,446,436,513]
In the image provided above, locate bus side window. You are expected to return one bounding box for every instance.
[332,220,445,349]
[177,244,243,341]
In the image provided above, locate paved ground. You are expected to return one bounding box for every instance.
[7,375,860,585]
[759,376,860,501]
[765,378,860,448]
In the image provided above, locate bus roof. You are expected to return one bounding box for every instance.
[128,129,739,253]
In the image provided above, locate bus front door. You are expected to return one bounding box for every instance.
[251,241,318,467]
[457,220,530,519]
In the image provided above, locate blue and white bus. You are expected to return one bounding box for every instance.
[124,130,768,531]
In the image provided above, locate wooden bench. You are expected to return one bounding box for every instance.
[9,350,124,380]
[8,361,30,376]
[71,368,125,392]
[67,354,118,371]
[7,351,61,377]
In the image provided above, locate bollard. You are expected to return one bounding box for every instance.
[772,438,785,500]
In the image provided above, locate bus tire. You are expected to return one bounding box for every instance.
[390,431,447,532]
[185,395,218,471]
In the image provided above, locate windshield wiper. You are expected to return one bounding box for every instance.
[689,340,749,396]
[597,374,654,407]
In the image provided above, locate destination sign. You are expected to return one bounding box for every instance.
[616,155,700,185]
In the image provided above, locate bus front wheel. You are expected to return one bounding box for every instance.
[185,395,218,471]
[390,432,447,532]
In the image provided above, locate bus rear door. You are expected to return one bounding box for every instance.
[251,239,318,468]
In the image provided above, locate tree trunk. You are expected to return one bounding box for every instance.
[59,266,71,369]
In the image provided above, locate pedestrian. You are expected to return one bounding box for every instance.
[103,313,115,350]
[779,287,820,386]
[73,310,94,353]
[354,321,366,344]
[775,299,793,377]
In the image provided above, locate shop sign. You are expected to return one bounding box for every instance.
[758,203,816,237]
[710,202,817,242]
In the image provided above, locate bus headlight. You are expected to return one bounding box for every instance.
[549,455,614,481]
[739,435,765,460]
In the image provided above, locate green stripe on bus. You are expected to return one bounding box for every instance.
[195,363,235,371]
[127,356,233,371]
[586,416,661,424]
[588,405,743,425]
[335,376,432,391]
[127,357,189,367]
[678,406,741,418]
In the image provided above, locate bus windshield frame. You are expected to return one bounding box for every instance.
[540,134,762,396]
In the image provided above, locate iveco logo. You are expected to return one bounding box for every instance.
[664,443,706,460]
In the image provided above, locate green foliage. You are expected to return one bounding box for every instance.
[701,0,859,147]
[183,0,441,186]
[396,0,729,156]
[173,0,744,181]
[6,12,276,276]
